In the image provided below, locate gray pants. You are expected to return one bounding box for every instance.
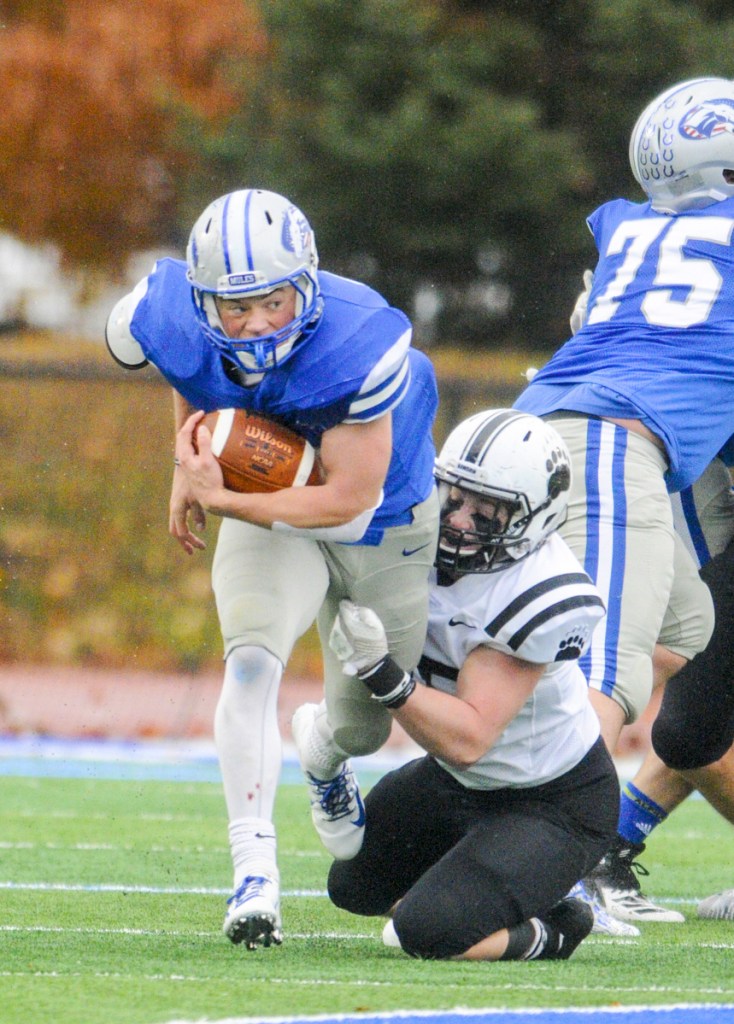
[545,415,714,723]
[212,489,439,754]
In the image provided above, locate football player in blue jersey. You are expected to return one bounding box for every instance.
[514,77,734,926]
[105,188,440,949]
[584,455,734,925]
[319,410,618,961]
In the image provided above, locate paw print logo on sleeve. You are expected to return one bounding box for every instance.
[555,625,591,662]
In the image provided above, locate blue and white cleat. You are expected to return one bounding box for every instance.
[567,880,640,937]
[303,763,366,860]
[223,874,282,949]
[292,702,366,860]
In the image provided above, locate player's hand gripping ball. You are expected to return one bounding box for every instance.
[194,409,322,494]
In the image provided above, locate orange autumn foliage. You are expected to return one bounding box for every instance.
[0,1,267,267]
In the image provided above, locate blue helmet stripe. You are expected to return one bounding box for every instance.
[244,190,255,271]
[221,194,232,274]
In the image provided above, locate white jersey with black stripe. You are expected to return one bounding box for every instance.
[419,532,605,790]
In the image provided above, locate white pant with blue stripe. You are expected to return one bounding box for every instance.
[545,414,714,723]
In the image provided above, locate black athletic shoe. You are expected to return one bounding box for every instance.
[535,897,594,960]
[586,837,684,923]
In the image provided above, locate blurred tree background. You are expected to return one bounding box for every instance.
[1,0,733,673]
[3,0,734,349]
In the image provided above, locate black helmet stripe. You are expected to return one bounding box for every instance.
[462,410,527,465]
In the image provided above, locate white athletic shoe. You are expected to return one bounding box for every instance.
[697,889,734,921]
[587,840,685,924]
[292,702,366,860]
[567,880,640,937]
[223,874,282,949]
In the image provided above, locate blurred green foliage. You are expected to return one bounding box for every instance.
[5,2,734,352]
[0,366,221,671]
[178,0,734,350]
[0,334,533,670]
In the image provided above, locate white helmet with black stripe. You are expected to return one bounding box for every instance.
[186,189,322,375]
[434,409,572,576]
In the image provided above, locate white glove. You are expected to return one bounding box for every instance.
[569,269,594,335]
[329,599,389,676]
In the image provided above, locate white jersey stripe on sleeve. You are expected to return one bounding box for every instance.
[347,354,410,419]
[358,328,412,394]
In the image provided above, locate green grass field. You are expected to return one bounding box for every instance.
[2,764,734,1024]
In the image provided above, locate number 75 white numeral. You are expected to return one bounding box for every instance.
[588,216,734,329]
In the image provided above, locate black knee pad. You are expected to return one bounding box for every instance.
[651,712,719,770]
[327,860,393,917]
[391,900,443,959]
[652,543,734,770]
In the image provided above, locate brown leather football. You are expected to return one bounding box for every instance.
[194,409,322,494]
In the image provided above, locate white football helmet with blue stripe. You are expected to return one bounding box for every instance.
[434,409,572,576]
[629,77,734,213]
[186,189,322,374]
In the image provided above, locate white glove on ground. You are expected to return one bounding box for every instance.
[329,599,389,676]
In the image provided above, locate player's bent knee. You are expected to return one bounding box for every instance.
[327,862,392,916]
[652,712,731,770]
[680,577,715,660]
[391,900,455,959]
[651,715,696,769]
[332,720,392,757]
[226,644,282,682]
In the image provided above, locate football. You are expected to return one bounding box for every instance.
[194,409,322,494]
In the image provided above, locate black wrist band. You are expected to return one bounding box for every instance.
[359,655,416,709]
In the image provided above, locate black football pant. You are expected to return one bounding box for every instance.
[328,739,617,959]
[653,540,734,770]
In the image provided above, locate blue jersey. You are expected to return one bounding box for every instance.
[515,196,734,492]
[127,259,438,539]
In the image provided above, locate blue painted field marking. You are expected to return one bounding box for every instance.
[162,1004,734,1024]
[0,735,401,784]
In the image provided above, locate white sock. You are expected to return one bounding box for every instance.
[382,919,402,948]
[228,817,279,890]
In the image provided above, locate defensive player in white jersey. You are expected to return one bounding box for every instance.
[105,189,439,949]
[295,410,618,961]
[513,78,734,920]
